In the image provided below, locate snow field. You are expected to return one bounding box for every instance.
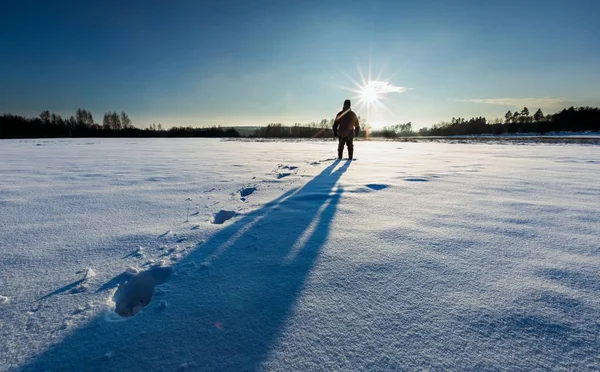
[0,138,599,371]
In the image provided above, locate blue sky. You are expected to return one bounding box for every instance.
[1,0,599,129]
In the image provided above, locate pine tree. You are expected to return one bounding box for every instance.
[521,107,530,123]
[533,108,545,123]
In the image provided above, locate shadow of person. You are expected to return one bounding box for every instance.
[21,160,352,372]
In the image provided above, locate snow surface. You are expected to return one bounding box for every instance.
[1,138,599,371]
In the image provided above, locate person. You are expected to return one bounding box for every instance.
[332,99,360,160]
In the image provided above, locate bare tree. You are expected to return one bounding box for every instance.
[76,109,94,126]
[40,110,50,123]
[50,113,63,125]
[120,111,132,129]
[103,113,111,129]
[113,112,122,130]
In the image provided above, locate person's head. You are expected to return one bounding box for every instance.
[343,99,351,109]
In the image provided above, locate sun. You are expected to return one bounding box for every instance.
[333,62,406,120]
[349,80,392,119]
[360,84,380,104]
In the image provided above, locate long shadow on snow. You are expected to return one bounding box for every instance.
[20,159,351,372]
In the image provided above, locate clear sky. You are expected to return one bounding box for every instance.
[1,0,599,129]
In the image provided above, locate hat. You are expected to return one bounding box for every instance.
[343,99,351,108]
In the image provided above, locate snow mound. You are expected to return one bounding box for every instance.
[125,266,140,274]
[0,295,9,306]
[210,210,237,224]
[111,266,173,318]
[239,187,257,197]
[83,267,96,280]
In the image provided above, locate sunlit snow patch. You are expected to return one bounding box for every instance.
[109,266,172,318]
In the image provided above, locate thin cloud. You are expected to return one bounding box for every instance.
[366,80,407,95]
[458,97,566,108]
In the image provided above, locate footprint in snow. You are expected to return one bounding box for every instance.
[403,178,429,182]
[275,165,299,179]
[0,295,9,306]
[111,266,173,318]
[239,187,256,197]
[210,210,237,224]
[366,184,390,191]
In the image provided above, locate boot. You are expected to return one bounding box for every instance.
[348,149,353,160]
[338,148,343,159]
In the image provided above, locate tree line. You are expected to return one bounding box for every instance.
[372,106,600,138]
[247,106,600,139]
[0,109,240,138]
[2,105,598,139]
[250,117,372,138]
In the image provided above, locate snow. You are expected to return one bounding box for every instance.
[483,131,600,137]
[0,138,599,371]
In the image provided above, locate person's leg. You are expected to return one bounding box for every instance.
[338,137,345,159]
[347,136,354,159]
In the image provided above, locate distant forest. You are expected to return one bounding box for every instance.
[1,106,599,139]
[396,106,600,138]
[0,109,240,139]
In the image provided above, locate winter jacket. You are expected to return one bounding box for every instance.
[332,108,360,139]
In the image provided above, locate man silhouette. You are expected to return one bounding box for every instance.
[332,99,360,160]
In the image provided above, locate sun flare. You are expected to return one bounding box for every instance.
[335,62,407,123]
